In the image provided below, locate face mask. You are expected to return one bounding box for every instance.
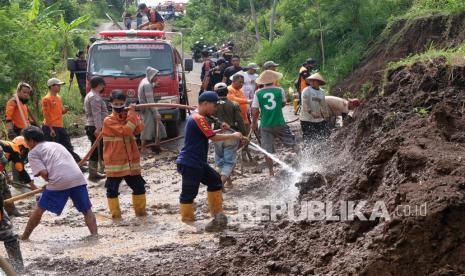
[113,106,125,113]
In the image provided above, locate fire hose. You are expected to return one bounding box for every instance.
[5,103,197,204]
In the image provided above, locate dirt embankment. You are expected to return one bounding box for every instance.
[36,59,465,276]
[332,12,465,96]
[181,58,465,275]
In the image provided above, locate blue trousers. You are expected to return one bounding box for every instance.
[177,164,222,204]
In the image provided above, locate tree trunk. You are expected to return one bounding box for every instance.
[269,0,277,44]
[250,0,260,44]
[316,0,325,70]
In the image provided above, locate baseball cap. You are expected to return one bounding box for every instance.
[247,63,259,70]
[198,91,219,103]
[263,61,279,68]
[47,78,65,87]
[214,82,227,91]
[305,58,317,65]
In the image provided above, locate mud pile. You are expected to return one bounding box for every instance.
[24,59,465,275]
[189,58,465,275]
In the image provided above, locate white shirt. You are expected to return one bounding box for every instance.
[300,86,326,123]
[243,72,258,100]
[28,142,87,191]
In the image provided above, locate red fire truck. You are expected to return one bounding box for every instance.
[69,30,193,137]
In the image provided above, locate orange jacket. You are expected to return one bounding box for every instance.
[102,110,144,177]
[227,86,250,125]
[41,93,64,128]
[5,97,29,129]
[299,66,309,92]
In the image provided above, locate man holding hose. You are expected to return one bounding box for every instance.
[177,91,243,232]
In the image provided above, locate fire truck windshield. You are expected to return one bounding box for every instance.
[89,43,173,77]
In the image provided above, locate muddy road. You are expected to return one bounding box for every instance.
[3,22,308,274]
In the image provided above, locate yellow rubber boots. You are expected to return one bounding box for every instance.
[205,190,227,232]
[132,194,147,217]
[107,197,122,219]
[180,203,195,223]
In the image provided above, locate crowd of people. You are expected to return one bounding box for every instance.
[122,3,166,31]
[0,28,361,272]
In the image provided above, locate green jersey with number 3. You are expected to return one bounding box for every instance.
[255,87,286,128]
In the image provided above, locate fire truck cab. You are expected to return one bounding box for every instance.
[69,30,193,137]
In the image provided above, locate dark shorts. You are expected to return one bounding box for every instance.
[105,175,146,198]
[38,185,92,215]
[177,164,222,204]
[260,125,296,154]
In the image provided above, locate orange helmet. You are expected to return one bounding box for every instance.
[12,136,29,149]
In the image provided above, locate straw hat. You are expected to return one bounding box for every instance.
[256,70,283,85]
[306,72,326,85]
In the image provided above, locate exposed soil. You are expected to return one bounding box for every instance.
[7,57,463,275]
[4,17,465,275]
[332,12,465,96]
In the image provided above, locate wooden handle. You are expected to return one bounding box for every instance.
[78,132,103,167]
[5,133,104,204]
[4,187,45,204]
[128,103,196,111]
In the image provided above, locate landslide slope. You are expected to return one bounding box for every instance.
[332,12,465,96]
[192,57,465,275]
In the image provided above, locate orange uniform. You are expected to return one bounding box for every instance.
[5,97,29,129]
[299,66,309,92]
[227,86,250,125]
[41,93,64,128]
[102,110,144,177]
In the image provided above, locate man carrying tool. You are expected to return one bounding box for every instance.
[84,76,107,181]
[252,70,298,176]
[177,91,243,231]
[0,148,24,272]
[138,3,165,31]
[138,67,167,154]
[0,137,37,216]
[5,82,34,140]
[41,78,83,164]
[19,126,98,241]
[102,91,147,219]
[213,83,247,188]
[70,50,88,100]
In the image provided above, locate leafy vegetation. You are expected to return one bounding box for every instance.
[0,0,125,135]
[176,0,465,92]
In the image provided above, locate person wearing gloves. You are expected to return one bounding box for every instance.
[138,67,167,154]
[300,73,331,143]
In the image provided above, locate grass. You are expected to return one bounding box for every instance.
[56,71,86,137]
[387,43,465,71]
[0,70,85,139]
